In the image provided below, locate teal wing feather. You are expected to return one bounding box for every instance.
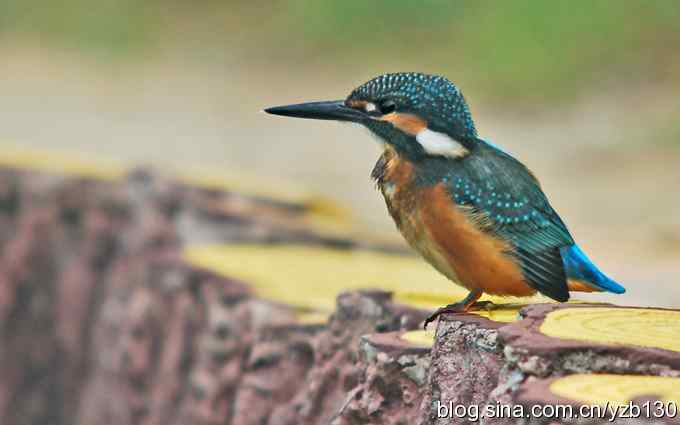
[442,143,573,301]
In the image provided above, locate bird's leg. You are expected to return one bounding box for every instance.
[423,290,483,329]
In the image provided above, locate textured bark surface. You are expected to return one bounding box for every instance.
[422,315,507,425]
[295,295,430,425]
[1,164,679,425]
[0,166,355,425]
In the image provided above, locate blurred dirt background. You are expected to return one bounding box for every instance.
[0,1,679,307]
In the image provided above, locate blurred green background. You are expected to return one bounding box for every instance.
[0,1,678,306]
[2,1,680,101]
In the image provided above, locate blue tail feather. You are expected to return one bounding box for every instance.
[560,245,625,294]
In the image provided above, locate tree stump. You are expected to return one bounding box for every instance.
[259,290,426,425]
[330,330,432,425]
[421,305,528,425]
[500,304,680,377]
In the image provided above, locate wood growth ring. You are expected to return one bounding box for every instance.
[540,307,680,352]
[550,374,680,406]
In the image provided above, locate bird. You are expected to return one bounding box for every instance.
[265,72,625,329]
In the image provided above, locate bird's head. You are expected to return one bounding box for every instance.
[266,72,478,160]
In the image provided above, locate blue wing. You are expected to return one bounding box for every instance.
[442,142,573,301]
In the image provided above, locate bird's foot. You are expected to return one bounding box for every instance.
[424,302,466,329]
[423,300,494,329]
[471,300,496,311]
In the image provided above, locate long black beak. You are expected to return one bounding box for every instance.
[265,100,366,123]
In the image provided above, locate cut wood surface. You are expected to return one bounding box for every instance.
[540,307,680,352]
[517,374,680,424]
[184,243,465,313]
[500,304,680,376]
[183,244,556,317]
[550,374,680,406]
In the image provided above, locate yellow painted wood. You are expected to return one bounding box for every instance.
[391,289,468,311]
[0,147,354,237]
[401,330,435,348]
[295,311,329,325]
[472,304,525,323]
[184,244,553,316]
[178,168,307,203]
[177,167,348,217]
[470,301,592,323]
[0,145,126,180]
[177,166,357,238]
[550,374,680,406]
[394,293,553,322]
[293,209,361,240]
[184,244,471,312]
[540,307,680,353]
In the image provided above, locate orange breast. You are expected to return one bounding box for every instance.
[378,154,535,297]
[419,184,535,296]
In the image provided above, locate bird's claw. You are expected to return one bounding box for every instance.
[422,300,497,329]
[423,304,465,329]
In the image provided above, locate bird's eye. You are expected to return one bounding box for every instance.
[378,100,396,115]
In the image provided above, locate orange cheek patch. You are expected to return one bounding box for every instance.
[379,113,427,135]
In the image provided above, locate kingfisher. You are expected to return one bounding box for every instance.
[265,72,625,328]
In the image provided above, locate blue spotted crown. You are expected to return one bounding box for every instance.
[348,72,477,138]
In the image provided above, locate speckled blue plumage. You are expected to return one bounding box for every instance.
[414,137,625,300]
[349,72,477,140]
[413,141,572,300]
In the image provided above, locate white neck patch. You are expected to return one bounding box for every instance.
[415,128,469,158]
